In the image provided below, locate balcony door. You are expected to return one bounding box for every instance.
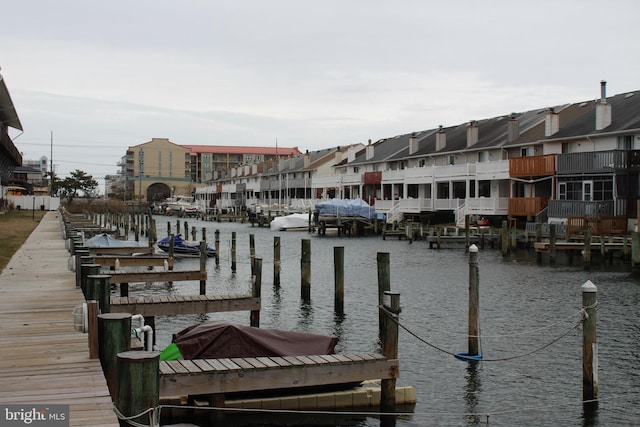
[583,181,593,201]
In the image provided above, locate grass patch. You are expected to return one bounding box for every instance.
[0,210,46,273]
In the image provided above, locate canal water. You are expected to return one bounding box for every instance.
[141,217,639,426]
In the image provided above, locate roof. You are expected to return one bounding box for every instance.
[544,91,640,141]
[0,74,22,131]
[183,145,302,156]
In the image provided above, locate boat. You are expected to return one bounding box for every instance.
[156,234,216,257]
[270,213,311,231]
[84,233,145,248]
[160,321,338,360]
[160,196,202,217]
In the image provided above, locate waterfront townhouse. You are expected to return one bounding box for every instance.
[505,82,640,231]
[197,145,363,211]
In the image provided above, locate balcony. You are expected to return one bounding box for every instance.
[509,154,556,177]
[547,200,614,219]
[557,150,629,175]
[508,197,548,217]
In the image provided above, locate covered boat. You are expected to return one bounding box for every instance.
[161,321,338,360]
[156,234,216,257]
[84,233,144,248]
[270,213,310,231]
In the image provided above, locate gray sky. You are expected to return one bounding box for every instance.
[3,0,639,183]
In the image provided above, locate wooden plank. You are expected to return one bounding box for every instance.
[88,246,154,256]
[110,295,260,316]
[159,355,399,398]
[107,270,206,284]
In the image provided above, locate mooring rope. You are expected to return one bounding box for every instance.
[394,307,587,339]
[112,404,158,427]
[380,303,596,362]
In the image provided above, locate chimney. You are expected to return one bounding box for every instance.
[365,139,374,160]
[409,133,419,155]
[347,145,356,162]
[507,113,520,142]
[466,120,478,147]
[304,150,311,168]
[436,125,446,151]
[545,107,560,136]
[596,80,612,130]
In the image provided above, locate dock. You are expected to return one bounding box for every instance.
[0,211,119,426]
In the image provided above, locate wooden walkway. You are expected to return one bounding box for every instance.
[159,353,399,401]
[0,211,119,427]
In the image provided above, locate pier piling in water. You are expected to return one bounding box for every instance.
[468,244,480,357]
[273,236,281,287]
[582,280,598,403]
[381,290,400,413]
[301,239,311,301]
[334,246,345,314]
[377,252,391,338]
[116,351,159,427]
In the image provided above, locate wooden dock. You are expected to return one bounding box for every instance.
[110,294,260,316]
[0,211,119,426]
[159,353,400,404]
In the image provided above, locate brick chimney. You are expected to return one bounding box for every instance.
[466,120,478,147]
[436,125,446,151]
[596,80,612,130]
[545,107,560,137]
[409,133,419,155]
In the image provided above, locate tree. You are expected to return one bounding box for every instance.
[56,169,99,203]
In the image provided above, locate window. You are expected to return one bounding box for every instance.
[618,135,634,150]
[478,180,491,197]
[246,155,252,164]
[478,151,489,162]
[448,155,455,165]
[521,147,534,157]
[419,159,426,167]
[255,155,261,162]
[353,166,359,173]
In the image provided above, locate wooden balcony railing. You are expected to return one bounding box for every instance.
[509,154,556,177]
[508,197,548,217]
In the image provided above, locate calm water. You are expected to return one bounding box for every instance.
[136,217,640,426]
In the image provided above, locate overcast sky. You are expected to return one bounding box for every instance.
[3,0,639,185]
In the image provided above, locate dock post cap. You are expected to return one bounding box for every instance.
[469,244,478,253]
[581,280,597,293]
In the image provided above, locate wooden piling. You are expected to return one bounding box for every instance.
[80,263,101,297]
[468,244,480,356]
[199,242,207,295]
[214,229,220,265]
[231,231,237,272]
[334,246,345,314]
[377,252,391,338]
[249,234,256,276]
[500,220,509,257]
[301,239,311,301]
[86,274,112,313]
[464,214,470,250]
[583,230,592,269]
[87,300,99,359]
[549,223,557,265]
[582,280,598,403]
[380,291,400,412]
[116,351,159,427]
[535,223,542,263]
[251,258,262,327]
[98,313,132,399]
[273,236,281,287]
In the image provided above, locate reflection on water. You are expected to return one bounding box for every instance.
[145,217,640,426]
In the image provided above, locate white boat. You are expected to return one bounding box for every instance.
[162,196,201,217]
[270,213,311,231]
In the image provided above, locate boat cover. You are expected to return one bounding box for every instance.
[171,321,339,359]
[314,197,379,219]
[84,233,144,247]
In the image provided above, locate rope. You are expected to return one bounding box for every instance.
[381,306,587,362]
[112,404,159,427]
[398,307,587,339]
